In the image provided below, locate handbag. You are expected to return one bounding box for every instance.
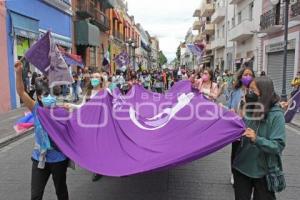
[257,121,286,193]
[265,156,286,193]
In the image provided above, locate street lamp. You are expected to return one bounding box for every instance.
[132,42,136,71]
[270,0,289,101]
[126,38,136,71]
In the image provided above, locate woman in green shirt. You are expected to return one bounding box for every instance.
[233,77,286,200]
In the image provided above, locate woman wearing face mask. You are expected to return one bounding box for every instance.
[227,67,255,185]
[64,72,105,182]
[14,61,69,200]
[192,67,219,101]
[233,77,286,200]
[65,72,104,110]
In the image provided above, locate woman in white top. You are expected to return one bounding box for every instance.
[66,72,105,110]
[191,67,219,101]
[64,72,105,182]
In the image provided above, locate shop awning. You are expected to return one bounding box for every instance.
[10,11,39,39]
[75,20,100,47]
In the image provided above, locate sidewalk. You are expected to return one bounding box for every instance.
[291,113,300,128]
[0,107,33,148]
[0,97,83,148]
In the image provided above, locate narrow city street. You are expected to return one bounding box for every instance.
[1,125,299,200]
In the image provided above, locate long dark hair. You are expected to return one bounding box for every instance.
[203,67,214,82]
[253,77,280,119]
[35,77,49,107]
[31,72,38,86]
[234,67,255,90]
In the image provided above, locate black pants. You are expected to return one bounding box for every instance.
[31,159,69,200]
[233,169,276,200]
[231,141,241,172]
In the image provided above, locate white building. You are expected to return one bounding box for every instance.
[259,0,300,95]
[228,0,262,72]
[150,37,160,69]
[180,29,196,69]
[136,24,151,70]
[211,0,235,71]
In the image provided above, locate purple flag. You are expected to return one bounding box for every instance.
[114,51,130,68]
[25,31,73,87]
[37,81,245,177]
[24,32,51,74]
[285,90,300,123]
[186,44,203,57]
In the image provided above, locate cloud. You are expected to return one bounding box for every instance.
[127,0,201,62]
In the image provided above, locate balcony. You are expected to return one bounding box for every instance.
[76,0,95,18]
[201,1,215,17]
[202,22,215,35]
[205,42,212,51]
[43,0,72,15]
[211,6,225,24]
[260,8,283,34]
[194,34,205,42]
[193,9,201,17]
[92,9,110,32]
[211,38,225,49]
[193,20,202,30]
[229,0,244,4]
[229,19,255,42]
[291,1,300,21]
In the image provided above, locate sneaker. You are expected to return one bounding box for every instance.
[230,174,234,185]
[92,174,103,182]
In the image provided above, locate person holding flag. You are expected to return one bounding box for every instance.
[15,61,69,200]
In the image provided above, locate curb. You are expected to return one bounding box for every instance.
[290,122,300,130]
[0,130,33,149]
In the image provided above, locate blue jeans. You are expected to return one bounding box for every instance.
[72,84,78,101]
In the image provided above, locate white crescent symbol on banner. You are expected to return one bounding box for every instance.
[129,93,195,130]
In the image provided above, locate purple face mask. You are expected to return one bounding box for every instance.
[241,75,253,87]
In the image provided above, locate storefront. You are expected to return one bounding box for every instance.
[265,39,296,95]
[6,0,72,109]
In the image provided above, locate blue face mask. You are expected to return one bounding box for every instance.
[91,78,100,87]
[41,95,57,107]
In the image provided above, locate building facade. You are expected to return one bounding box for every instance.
[72,0,112,73]
[228,0,262,72]
[181,29,196,69]
[150,37,160,69]
[260,0,300,95]
[0,1,11,113]
[5,0,73,109]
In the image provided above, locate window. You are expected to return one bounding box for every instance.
[232,17,235,28]
[217,29,219,39]
[238,12,242,24]
[249,2,254,20]
[90,47,96,67]
[222,25,225,38]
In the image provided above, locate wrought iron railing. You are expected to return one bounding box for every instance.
[260,7,282,30]
[93,9,110,31]
[77,0,95,17]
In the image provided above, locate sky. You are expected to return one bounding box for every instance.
[127,0,201,62]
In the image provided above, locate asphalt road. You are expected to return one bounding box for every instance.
[0,125,299,200]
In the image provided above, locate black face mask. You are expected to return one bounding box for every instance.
[245,91,259,103]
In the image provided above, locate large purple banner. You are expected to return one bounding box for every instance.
[37,81,245,177]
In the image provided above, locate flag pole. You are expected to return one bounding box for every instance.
[19,56,25,63]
